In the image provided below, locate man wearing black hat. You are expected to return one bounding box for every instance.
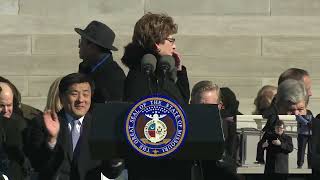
[75,21,126,103]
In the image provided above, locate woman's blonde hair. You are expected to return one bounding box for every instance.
[45,77,63,112]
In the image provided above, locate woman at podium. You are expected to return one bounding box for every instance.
[120,12,191,180]
[121,12,190,105]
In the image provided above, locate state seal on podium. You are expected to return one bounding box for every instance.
[125,95,188,158]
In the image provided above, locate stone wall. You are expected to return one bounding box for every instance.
[1,0,320,114]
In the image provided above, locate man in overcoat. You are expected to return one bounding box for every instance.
[75,21,125,103]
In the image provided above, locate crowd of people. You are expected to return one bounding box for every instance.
[0,12,319,180]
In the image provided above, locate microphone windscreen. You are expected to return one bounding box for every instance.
[158,55,178,83]
[158,55,175,72]
[141,54,157,73]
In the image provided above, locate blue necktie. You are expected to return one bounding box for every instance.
[71,120,81,151]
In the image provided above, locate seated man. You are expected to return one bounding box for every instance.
[26,73,124,180]
[190,80,239,180]
[0,82,32,180]
[0,76,42,121]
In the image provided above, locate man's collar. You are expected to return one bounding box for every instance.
[90,52,111,72]
[64,112,85,125]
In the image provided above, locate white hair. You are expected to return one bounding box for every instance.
[276,79,307,106]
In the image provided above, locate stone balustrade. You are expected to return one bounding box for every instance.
[237,115,298,132]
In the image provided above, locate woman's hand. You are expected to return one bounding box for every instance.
[172,51,182,71]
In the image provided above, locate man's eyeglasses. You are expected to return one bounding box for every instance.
[166,37,176,44]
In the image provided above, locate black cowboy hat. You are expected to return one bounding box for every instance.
[75,20,118,51]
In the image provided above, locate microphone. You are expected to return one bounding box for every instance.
[158,55,177,82]
[158,55,175,74]
[141,54,157,94]
[141,54,157,75]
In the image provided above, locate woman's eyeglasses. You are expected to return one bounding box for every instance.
[166,37,176,44]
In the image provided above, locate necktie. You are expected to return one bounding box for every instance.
[71,120,81,151]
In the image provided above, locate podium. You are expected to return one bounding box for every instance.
[89,102,224,161]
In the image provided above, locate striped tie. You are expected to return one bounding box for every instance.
[71,119,81,151]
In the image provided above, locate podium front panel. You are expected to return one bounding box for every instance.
[89,103,224,160]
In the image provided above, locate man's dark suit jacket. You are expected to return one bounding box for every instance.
[25,110,124,180]
[0,113,31,180]
[312,117,320,175]
[79,55,126,103]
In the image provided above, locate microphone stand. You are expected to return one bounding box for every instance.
[158,63,169,91]
[145,69,154,95]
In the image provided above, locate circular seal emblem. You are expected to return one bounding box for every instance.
[125,95,188,158]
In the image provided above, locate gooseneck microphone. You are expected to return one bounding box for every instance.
[141,54,157,94]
